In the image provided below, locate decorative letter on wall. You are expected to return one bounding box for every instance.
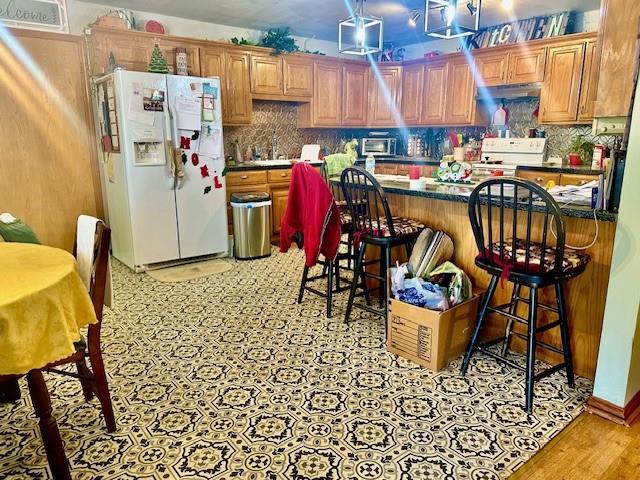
[0,0,69,33]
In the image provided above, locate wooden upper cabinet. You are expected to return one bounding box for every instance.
[368,65,402,126]
[251,54,283,95]
[223,51,253,125]
[475,52,507,87]
[313,62,342,126]
[283,56,313,97]
[153,42,201,76]
[508,47,546,84]
[342,63,369,125]
[421,62,448,124]
[578,40,598,123]
[444,60,475,125]
[101,34,148,72]
[401,64,424,125]
[594,0,640,117]
[539,43,585,123]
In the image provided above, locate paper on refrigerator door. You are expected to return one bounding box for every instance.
[198,123,221,157]
[174,95,202,131]
[128,83,155,126]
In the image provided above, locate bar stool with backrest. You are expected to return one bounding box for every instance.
[461,177,591,413]
[340,167,425,334]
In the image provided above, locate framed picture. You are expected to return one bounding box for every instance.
[0,0,69,33]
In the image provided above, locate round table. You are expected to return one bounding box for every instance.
[0,242,97,480]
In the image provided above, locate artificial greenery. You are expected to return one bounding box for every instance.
[566,134,595,164]
[230,37,258,46]
[260,27,299,56]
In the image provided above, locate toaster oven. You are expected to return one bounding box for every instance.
[361,134,397,157]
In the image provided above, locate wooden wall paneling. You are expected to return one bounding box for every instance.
[342,63,369,126]
[0,29,102,251]
[400,64,424,125]
[421,61,448,124]
[384,193,615,379]
[593,0,640,117]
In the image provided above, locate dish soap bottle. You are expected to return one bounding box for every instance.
[365,154,376,174]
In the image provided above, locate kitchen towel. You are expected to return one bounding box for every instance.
[76,215,113,308]
[324,153,356,178]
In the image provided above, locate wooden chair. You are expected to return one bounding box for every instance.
[340,167,425,333]
[461,177,590,413]
[43,219,116,432]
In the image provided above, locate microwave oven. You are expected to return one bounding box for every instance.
[361,134,397,157]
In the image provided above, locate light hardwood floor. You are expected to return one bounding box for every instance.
[511,413,640,479]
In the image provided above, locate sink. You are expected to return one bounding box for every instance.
[246,159,293,166]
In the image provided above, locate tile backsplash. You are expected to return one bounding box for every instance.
[223,99,620,161]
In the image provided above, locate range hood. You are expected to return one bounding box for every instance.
[476,83,542,101]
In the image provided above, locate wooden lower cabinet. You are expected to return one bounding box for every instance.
[270,187,290,236]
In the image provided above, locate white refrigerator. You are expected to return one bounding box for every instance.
[95,70,227,271]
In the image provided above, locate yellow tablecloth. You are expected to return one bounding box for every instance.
[0,243,97,376]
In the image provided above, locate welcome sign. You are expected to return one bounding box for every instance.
[0,0,68,32]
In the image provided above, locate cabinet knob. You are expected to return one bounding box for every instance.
[280,172,287,177]
[535,177,544,182]
[240,175,248,179]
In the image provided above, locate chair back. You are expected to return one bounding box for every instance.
[319,162,342,201]
[340,166,395,238]
[468,177,566,275]
[73,217,111,350]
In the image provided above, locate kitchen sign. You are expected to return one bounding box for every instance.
[0,0,68,33]
[464,11,575,50]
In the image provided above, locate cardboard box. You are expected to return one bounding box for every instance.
[387,294,481,372]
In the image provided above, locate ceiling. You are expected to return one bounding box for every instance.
[82,0,600,46]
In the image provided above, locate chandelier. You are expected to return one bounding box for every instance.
[338,0,383,55]
[425,0,482,39]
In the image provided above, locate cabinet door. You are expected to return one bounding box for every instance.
[271,187,289,236]
[516,170,561,187]
[444,60,475,125]
[539,43,585,123]
[421,62,447,125]
[283,56,313,97]
[313,62,342,126]
[342,63,369,126]
[368,66,402,126]
[225,51,253,125]
[104,35,149,72]
[153,43,201,76]
[200,48,230,122]
[401,64,424,125]
[578,41,597,123]
[251,54,283,95]
[475,52,508,87]
[508,47,546,84]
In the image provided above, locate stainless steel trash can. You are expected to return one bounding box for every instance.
[230,192,272,260]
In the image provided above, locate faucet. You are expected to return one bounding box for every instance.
[271,131,278,160]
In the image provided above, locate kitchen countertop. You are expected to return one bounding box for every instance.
[330,176,617,222]
[224,160,323,172]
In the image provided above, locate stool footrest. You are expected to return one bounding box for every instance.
[476,344,526,372]
[534,363,566,382]
[514,296,559,314]
[487,306,527,324]
[536,320,562,334]
[350,301,386,318]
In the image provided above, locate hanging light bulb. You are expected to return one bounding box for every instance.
[339,0,383,55]
[501,0,513,9]
[445,1,457,24]
[408,10,421,27]
[355,17,366,45]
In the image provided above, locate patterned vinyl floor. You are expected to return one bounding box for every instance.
[0,250,591,479]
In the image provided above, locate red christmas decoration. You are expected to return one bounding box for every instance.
[180,136,190,149]
[191,153,199,166]
[200,165,209,178]
[213,176,223,189]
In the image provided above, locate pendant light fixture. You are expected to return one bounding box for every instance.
[339,0,383,55]
[425,0,481,39]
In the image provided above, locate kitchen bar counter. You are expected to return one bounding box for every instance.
[331,177,617,222]
[330,175,615,380]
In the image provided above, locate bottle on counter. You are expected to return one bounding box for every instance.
[365,154,376,174]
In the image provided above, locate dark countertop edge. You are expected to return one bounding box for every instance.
[224,161,322,172]
[355,157,441,165]
[329,179,617,222]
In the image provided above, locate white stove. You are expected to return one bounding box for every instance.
[474,137,548,176]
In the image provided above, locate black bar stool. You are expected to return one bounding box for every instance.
[461,177,591,413]
[340,167,425,334]
[296,164,357,318]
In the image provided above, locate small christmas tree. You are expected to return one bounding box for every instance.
[148,42,169,73]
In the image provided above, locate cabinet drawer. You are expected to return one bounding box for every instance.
[226,183,269,202]
[267,169,293,183]
[396,164,411,175]
[375,164,398,175]
[517,170,561,187]
[560,173,598,186]
[226,170,268,186]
